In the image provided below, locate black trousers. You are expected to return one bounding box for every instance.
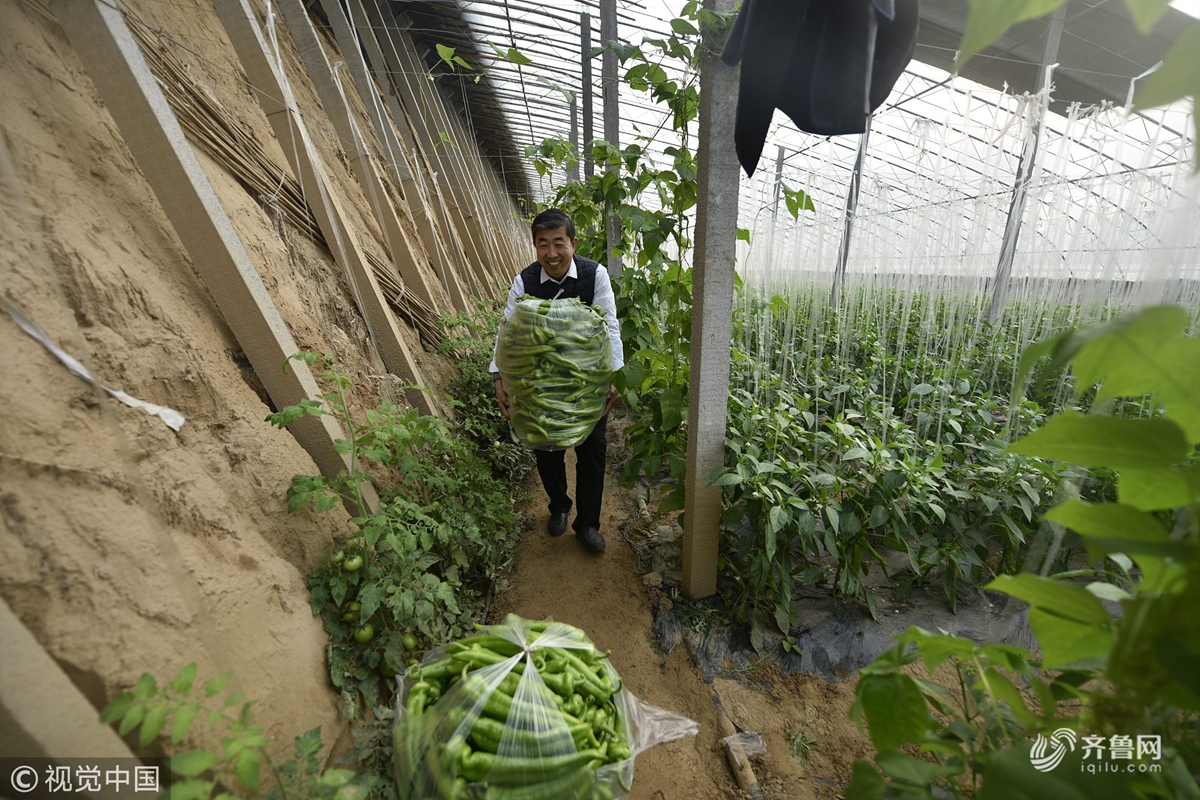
[534,415,607,531]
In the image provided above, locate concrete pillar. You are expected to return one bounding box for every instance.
[52,0,379,514]
[601,0,622,279]
[683,0,740,600]
[357,1,496,294]
[569,96,580,182]
[582,11,594,179]
[212,0,438,417]
[987,3,1066,323]
[0,596,136,770]
[315,0,463,301]
[275,0,467,314]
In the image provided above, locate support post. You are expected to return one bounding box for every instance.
[1,596,137,768]
[771,144,785,220]
[683,0,739,601]
[569,95,580,182]
[316,0,463,300]
[582,11,594,179]
[601,0,622,278]
[275,0,463,315]
[212,0,438,417]
[372,3,501,294]
[830,116,871,306]
[52,0,379,513]
[987,4,1066,323]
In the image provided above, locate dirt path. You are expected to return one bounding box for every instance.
[486,424,872,800]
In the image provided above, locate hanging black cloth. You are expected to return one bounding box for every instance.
[720,0,920,176]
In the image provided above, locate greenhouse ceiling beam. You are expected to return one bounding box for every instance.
[52,0,381,513]
[989,4,1066,323]
[684,0,738,602]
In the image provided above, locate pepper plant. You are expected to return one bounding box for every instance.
[847,304,1200,799]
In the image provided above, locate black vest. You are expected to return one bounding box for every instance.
[519,257,599,305]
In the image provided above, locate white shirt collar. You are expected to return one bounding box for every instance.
[539,257,578,284]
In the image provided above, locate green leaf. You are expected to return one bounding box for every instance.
[975,667,1035,726]
[1119,465,1200,510]
[986,573,1109,624]
[1068,306,1200,441]
[1071,306,1188,394]
[204,672,233,698]
[659,387,684,432]
[319,770,356,787]
[100,691,134,724]
[1134,23,1200,111]
[357,582,384,624]
[857,673,929,751]
[335,785,370,800]
[736,227,751,244]
[139,703,170,747]
[1028,607,1113,669]
[658,485,685,515]
[957,0,1069,70]
[875,750,952,785]
[171,663,198,696]
[170,749,218,778]
[168,779,215,800]
[234,747,260,793]
[435,43,455,64]
[504,47,532,66]
[118,703,146,736]
[133,672,157,700]
[1086,581,1133,602]
[171,704,200,744]
[846,759,886,800]
[1043,499,1174,559]
[670,17,699,35]
[1007,413,1189,468]
[897,626,976,672]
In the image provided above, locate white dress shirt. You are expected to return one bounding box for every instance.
[488,257,624,375]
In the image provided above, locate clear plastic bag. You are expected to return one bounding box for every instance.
[496,296,613,450]
[393,614,699,799]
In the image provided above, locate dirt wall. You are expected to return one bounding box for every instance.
[0,0,506,755]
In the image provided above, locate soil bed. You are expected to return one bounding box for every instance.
[486,421,872,800]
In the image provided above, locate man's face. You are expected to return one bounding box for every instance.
[534,226,576,280]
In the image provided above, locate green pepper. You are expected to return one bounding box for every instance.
[457,747,603,783]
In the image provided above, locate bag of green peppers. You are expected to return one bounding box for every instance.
[393,614,700,800]
[495,296,613,449]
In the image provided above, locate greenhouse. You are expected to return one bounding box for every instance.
[1,0,1198,798]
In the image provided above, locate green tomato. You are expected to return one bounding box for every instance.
[346,601,361,613]
[343,555,364,572]
[353,623,375,643]
[401,632,419,652]
[329,550,345,565]
[379,661,397,678]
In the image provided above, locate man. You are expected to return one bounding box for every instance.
[489,208,623,552]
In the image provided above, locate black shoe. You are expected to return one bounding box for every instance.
[547,512,569,537]
[575,526,606,552]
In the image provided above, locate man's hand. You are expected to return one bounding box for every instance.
[494,376,510,419]
[603,383,618,416]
